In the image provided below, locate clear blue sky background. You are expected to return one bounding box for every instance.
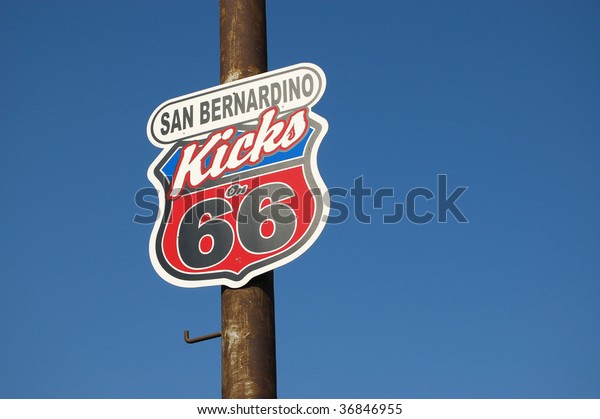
[1,0,599,398]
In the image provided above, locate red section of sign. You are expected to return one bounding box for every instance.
[161,165,315,275]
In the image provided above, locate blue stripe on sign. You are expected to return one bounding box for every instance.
[161,128,313,180]
[161,148,181,179]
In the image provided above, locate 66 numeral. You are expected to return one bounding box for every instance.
[178,183,297,269]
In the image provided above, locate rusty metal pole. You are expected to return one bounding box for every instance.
[220,0,277,399]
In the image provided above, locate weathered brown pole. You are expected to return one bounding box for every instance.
[220,0,277,399]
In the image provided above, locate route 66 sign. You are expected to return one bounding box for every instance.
[146,63,329,288]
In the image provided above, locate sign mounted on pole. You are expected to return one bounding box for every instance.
[146,63,329,288]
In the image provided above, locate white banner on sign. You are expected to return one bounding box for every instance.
[147,63,325,145]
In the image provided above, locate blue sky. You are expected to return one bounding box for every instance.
[1,0,599,398]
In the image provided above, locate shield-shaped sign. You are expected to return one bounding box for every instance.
[146,63,329,288]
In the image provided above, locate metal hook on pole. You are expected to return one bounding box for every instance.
[184,330,222,344]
